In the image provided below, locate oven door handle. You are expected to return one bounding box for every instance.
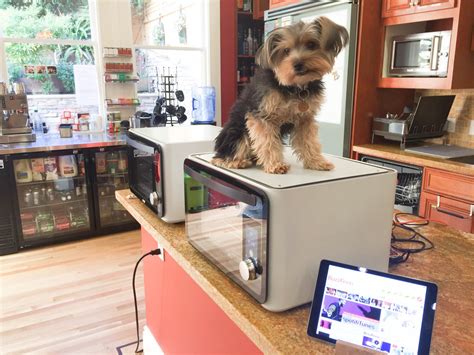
[126,135,156,155]
[184,166,257,206]
[431,36,440,71]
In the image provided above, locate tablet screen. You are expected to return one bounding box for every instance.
[307,260,437,355]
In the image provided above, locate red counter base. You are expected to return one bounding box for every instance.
[142,228,262,354]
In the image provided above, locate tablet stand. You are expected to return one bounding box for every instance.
[335,341,380,355]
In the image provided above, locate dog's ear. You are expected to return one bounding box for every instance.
[313,17,349,56]
[256,28,284,69]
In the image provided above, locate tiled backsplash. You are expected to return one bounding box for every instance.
[416,89,474,148]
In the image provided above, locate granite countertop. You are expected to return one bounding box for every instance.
[0,133,127,155]
[116,189,474,355]
[353,144,474,176]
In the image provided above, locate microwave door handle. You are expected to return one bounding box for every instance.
[184,166,257,206]
[431,36,440,71]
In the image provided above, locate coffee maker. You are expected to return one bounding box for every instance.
[0,86,36,143]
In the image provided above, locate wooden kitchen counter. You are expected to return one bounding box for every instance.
[353,144,474,176]
[116,189,474,354]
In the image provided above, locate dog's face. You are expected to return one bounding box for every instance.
[256,17,349,87]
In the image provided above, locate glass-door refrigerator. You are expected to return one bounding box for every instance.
[11,149,94,248]
[89,146,137,232]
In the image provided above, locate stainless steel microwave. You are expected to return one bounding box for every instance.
[389,31,451,77]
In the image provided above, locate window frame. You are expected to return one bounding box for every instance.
[0,0,105,132]
[132,0,211,100]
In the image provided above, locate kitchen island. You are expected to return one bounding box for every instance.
[116,189,474,354]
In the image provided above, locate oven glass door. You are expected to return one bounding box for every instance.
[128,136,163,217]
[184,161,268,303]
[392,38,433,72]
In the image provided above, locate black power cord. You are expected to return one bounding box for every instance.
[389,213,434,266]
[132,248,162,353]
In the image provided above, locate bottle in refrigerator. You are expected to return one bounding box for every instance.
[77,155,86,176]
[36,210,54,233]
[44,157,59,180]
[24,189,33,207]
[31,158,45,181]
[58,155,78,178]
[96,152,107,174]
[117,151,128,173]
[106,151,119,174]
[33,189,40,206]
[47,187,55,202]
[14,159,33,183]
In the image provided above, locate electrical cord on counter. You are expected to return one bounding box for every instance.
[132,248,162,353]
[390,213,434,266]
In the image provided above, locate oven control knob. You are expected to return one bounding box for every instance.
[149,192,159,206]
[239,258,259,281]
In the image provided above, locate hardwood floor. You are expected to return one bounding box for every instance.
[0,230,145,354]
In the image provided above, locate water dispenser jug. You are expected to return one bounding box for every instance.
[192,86,215,123]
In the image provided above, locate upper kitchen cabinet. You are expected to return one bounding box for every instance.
[382,0,456,18]
[378,0,473,89]
[269,0,300,10]
[382,0,415,18]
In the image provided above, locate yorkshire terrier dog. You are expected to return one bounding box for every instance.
[212,17,348,174]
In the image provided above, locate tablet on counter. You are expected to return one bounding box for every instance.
[307,260,438,355]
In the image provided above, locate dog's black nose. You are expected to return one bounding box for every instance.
[293,62,305,73]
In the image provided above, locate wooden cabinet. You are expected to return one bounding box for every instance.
[220,0,267,126]
[253,0,269,20]
[382,0,415,18]
[419,191,473,233]
[269,0,300,10]
[378,0,472,89]
[382,0,456,17]
[419,167,474,233]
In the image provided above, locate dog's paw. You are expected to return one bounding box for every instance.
[304,159,334,171]
[227,159,253,169]
[264,162,290,174]
[211,158,252,169]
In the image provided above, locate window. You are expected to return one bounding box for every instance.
[0,0,101,132]
[131,0,209,123]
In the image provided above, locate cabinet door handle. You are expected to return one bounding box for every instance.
[431,196,473,219]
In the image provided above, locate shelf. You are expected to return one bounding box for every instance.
[17,176,86,187]
[378,76,452,89]
[238,55,255,58]
[23,226,90,240]
[106,103,140,107]
[96,172,128,178]
[105,78,139,83]
[104,70,134,74]
[20,198,88,211]
[103,54,133,58]
[237,11,253,16]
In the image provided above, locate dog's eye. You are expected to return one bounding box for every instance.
[283,48,291,56]
[306,41,318,50]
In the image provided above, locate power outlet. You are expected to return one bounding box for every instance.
[469,120,474,136]
[156,241,165,261]
[446,117,456,133]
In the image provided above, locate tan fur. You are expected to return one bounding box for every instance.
[291,116,334,171]
[246,113,289,174]
[211,136,253,169]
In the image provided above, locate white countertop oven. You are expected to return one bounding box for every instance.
[184,150,397,311]
[127,125,221,223]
